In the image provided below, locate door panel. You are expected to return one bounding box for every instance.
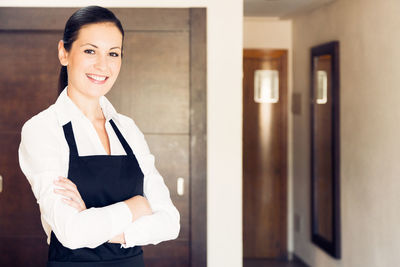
[144,135,190,241]
[243,50,288,259]
[0,237,48,267]
[106,29,190,266]
[0,133,42,237]
[0,31,60,267]
[108,31,189,134]
[144,240,189,266]
[0,31,59,131]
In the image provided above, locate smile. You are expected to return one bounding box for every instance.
[86,74,109,84]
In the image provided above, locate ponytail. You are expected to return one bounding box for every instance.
[58,65,68,95]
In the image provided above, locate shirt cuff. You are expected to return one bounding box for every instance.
[106,201,133,238]
[120,217,148,248]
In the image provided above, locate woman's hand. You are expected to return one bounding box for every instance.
[108,233,126,244]
[107,196,152,245]
[108,196,152,244]
[53,176,87,212]
[124,195,153,222]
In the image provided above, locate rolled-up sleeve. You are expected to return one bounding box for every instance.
[120,118,180,248]
[18,117,132,249]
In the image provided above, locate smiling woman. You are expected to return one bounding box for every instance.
[58,22,122,100]
[18,6,180,267]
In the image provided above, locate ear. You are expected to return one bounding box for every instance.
[58,40,68,66]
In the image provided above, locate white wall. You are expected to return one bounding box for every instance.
[2,1,244,266]
[292,0,400,266]
[243,16,294,255]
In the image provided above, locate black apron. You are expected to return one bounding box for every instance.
[47,119,145,267]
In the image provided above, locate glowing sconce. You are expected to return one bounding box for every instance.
[254,70,279,103]
[316,70,328,104]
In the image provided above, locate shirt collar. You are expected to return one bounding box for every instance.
[54,86,120,126]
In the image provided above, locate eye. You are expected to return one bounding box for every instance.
[84,49,95,54]
[109,52,120,57]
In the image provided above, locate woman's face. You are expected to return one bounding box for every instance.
[58,22,123,100]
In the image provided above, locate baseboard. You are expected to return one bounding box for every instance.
[292,253,310,267]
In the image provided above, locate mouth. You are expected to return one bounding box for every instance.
[86,73,109,84]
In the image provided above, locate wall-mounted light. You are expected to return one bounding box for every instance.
[316,70,327,104]
[254,70,279,103]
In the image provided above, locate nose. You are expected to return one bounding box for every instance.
[94,54,108,72]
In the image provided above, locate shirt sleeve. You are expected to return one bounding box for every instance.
[18,116,133,250]
[120,118,180,248]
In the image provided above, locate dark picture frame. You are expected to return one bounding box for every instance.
[310,41,341,259]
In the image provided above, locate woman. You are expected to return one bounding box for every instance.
[18,6,180,267]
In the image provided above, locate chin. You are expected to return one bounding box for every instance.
[86,85,112,98]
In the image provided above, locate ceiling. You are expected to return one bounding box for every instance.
[244,0,335,18]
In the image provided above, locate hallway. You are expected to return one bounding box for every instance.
[1,0,400,266]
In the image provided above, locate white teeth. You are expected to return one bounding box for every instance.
[87,74,107,81]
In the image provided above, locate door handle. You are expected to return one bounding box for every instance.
[177,177,184,196]
[0,174,2,193]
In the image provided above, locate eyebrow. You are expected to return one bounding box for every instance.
[80,43,121,50]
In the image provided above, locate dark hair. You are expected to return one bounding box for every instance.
[58,6,124,94]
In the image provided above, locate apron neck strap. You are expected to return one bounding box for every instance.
[109,119,134,156]
[62,122,79,156]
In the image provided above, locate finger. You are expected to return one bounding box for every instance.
[54,178,86,211]
[54,180,76,192]
[54,177,77,191]
[54,188,81,204]
[56,189,85,210]
[59,177,77,189]
[61,198,83,211]
[54,179,84,200]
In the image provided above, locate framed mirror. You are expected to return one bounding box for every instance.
[310,41,341,259]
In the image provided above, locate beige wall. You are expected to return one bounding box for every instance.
[243,17,291,49]
[292,0,400,266]
[1,1,244,266]
[243,16,294,255]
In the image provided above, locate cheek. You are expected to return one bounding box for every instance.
[110,60,122,75]
[69,55,92,72]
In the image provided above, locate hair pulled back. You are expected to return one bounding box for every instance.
[58,6,124,94]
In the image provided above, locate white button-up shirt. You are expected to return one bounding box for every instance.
[18,86,180,250]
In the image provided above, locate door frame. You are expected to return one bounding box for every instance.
[0,7,207,267]
[188,8,207,267]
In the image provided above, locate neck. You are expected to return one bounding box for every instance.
[67,86,105,122]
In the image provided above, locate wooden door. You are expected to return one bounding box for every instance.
[0,31,60,267]
[242,50,288,259]
[0,8,206,267]
[107,8,194,267]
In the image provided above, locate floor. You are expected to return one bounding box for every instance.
[244,258,309,267]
